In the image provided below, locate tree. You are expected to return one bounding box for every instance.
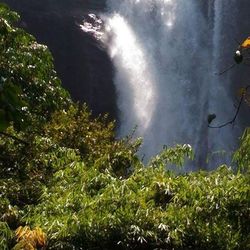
[0,3,70,133]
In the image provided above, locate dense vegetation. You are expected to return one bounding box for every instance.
[0,3,249,250]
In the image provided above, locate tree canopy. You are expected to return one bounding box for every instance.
[0,3,70,133]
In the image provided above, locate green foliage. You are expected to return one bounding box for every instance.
[44,104,142,177]
[0,3,70,132]
[0,222,13,250]
[24,159,250,250]
[0,128,81,207]
[44,104,116,159]
[149,144,193,169]
[233,128,250,172]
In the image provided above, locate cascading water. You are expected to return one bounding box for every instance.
[207,0,241,166]
[82,0,244,168]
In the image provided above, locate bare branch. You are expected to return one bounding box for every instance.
[215,63,237,76]
[208,85,250,129]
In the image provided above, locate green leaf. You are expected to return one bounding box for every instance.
[0,109,9,131]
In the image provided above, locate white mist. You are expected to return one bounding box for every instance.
[100,0,241,167]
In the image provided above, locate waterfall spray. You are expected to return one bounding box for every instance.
[82,0,243,168]
[104,0,212,165]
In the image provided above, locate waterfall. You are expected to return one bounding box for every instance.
[82,0,244,168]
[208,0,241,166]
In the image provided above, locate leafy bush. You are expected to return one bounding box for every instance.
[0,222,13,250]
[233,128,250,173]
[24,147,250,250]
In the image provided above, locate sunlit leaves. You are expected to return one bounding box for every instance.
[149,144,193,169]
[13,226,46,250]
[0,222,13,250]
[24,154,250,249]
[233,128,250,172]
[0,3,70,132]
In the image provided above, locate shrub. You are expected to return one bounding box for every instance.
[23,146,250,249]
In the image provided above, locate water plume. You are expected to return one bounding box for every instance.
[82,0,243,168]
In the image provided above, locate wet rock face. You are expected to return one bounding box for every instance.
[2,0,117,118]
